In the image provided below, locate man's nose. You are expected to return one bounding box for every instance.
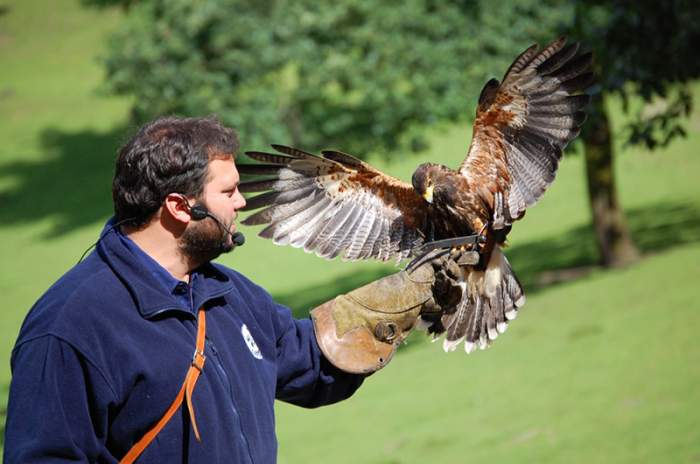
[235,191,246,210]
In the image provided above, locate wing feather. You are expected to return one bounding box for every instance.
[265,194,333,247]
[244,183,317,211]
[320,203,363,259]
[288,198,336,248]
[237,163,285,176]
[304,199,352,253]
[345,208,376,260]
[459,37,592,226]
[360,214,383,259]
[241,146,428,261]
[257,194,319,240]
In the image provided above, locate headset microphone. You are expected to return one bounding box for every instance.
[189,204,245,247]
[232,231,245,247]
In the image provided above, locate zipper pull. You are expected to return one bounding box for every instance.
[206,337,218,355]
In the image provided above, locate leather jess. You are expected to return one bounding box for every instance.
[120,308,207,463]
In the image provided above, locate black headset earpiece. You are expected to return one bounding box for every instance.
[189,204,210,221]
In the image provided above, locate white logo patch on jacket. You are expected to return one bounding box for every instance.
[241,324,263,360]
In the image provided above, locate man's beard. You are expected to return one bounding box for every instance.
[179,218,234,265]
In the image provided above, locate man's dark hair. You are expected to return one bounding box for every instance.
[112,116,239,227]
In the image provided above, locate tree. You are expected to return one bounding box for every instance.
[81,0,135,11]
[99,0,571,153]
[571,0,700,266]
[98,0,700,268]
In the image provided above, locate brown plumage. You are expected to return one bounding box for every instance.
[239,37,593,353]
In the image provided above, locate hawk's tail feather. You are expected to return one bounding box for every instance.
[435,247,524,353]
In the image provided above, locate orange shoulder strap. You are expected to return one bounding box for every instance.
[120,308,207,464]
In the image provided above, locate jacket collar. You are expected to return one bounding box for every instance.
[96,219,235,319]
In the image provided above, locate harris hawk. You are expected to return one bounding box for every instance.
[238,37,593,353]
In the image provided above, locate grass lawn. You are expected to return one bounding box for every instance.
[1,0,699,462]
[277,242,700,464]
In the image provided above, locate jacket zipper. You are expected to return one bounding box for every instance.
[206,337,255,463]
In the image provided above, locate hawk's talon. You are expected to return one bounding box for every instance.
[473,222,489,252]
[405,234,484,273]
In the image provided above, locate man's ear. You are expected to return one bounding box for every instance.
[163,194,193,224]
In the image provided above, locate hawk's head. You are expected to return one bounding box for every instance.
[412,163,450,204]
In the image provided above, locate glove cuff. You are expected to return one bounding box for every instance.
[310,265,434,374]
[311,301,396,374]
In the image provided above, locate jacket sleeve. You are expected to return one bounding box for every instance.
[3,335,117,463]
[272,302,365,408]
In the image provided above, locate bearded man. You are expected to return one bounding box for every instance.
[4,116,457,463]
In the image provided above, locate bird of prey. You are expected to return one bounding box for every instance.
[238,37,593,353]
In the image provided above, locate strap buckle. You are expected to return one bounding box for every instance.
[191,349,206,371]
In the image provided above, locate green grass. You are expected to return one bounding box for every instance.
[277,242,700,464]
[1,0,700,462]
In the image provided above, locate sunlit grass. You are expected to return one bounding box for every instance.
[277,242,700,464]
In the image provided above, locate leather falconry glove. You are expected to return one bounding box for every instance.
[310,250,478,374]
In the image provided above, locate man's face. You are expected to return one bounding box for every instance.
[179,157,247,264]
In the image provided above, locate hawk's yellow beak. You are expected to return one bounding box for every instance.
[423,185,434,204]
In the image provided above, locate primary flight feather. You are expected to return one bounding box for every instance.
[239,37,593,353]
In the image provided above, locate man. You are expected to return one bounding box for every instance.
[4,116,455,462]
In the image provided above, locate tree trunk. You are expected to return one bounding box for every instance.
[283,104,305,148]
[582,94,640,267]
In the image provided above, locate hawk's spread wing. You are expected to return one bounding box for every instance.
[459,37,593,227]
[238,145,428,261]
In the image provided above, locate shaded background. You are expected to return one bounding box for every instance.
[1,0,699,462]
